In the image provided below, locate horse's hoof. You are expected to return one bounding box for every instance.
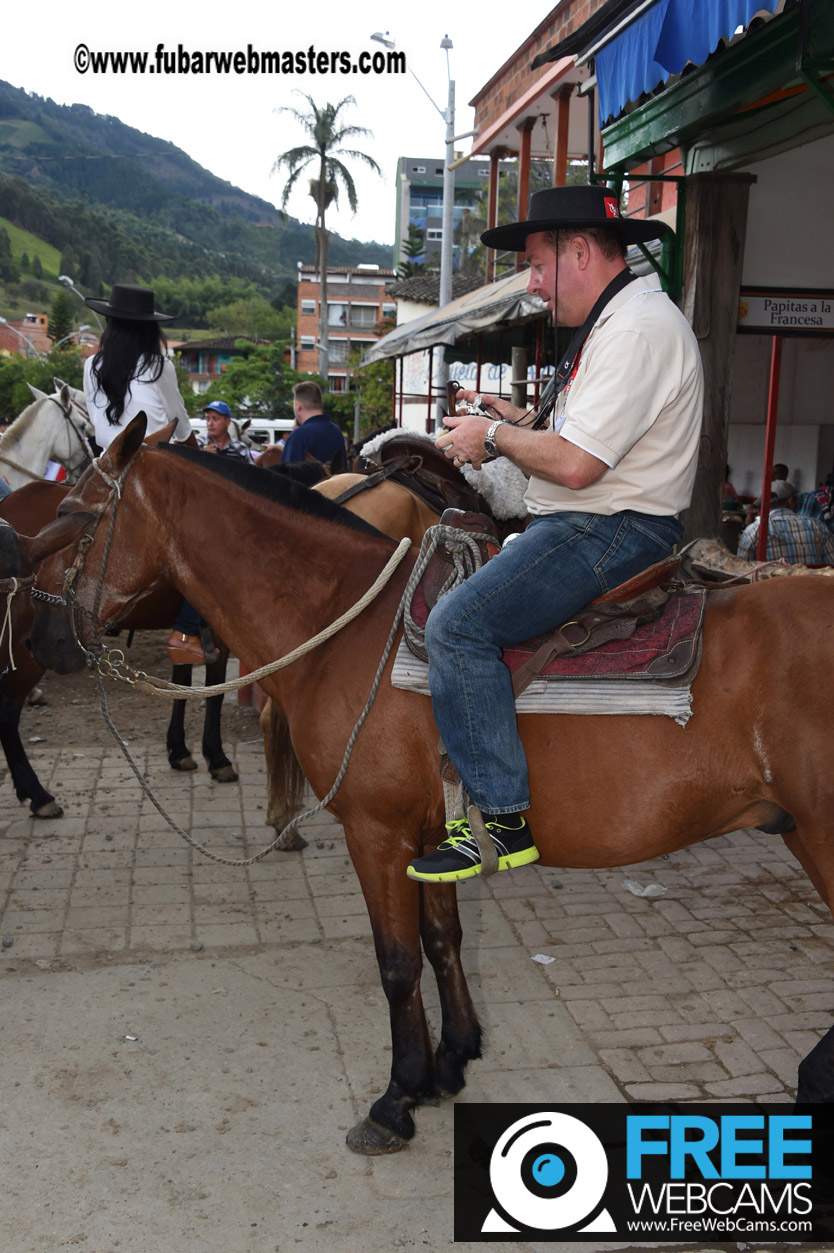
[170,755,198,772]
[422,1087,455,1107]
[210,765,239,783]
[26,687,49,707]
[346,1117,410,1155]
[32,800,63,819]
[275,830,308,852]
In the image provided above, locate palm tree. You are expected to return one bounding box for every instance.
[271,94,382,378]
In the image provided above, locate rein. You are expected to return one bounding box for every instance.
[0,573,35,671]
[94,521,481,867]
[30,452,440,865]
[35,448,485,863]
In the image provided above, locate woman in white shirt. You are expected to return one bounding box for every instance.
[83,283,192,449]
[84,283,203,662]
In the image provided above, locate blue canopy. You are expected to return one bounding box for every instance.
[595,0,781,123]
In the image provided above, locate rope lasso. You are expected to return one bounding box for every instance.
[85,522,486,866]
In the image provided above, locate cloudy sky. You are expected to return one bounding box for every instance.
[0,1,559,246]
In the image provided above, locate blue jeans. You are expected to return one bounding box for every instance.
[425,510,683,814]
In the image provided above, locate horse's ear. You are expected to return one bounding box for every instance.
[27,383,48,402]
[53,377,66,391]
[59,383,71,407]
[145,420,177,446]
[17,512,97,570]
[105,414,148,470]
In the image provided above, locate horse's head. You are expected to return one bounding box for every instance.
[30,415,153,673]
[10,382,97,484]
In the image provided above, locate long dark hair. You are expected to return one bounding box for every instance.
[89,317,167,425]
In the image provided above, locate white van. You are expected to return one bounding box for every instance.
[190,416,295,448]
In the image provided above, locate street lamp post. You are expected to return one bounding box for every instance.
[52,324,91,351]
[371,31,455,427]
[0,315,38,358]
[59,275,104,332]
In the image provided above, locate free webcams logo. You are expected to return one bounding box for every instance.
[453,1103,834,1242]
[482,1111,615,1234]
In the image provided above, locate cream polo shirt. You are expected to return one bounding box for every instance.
[523,275,703,518]
[84,355,192,451]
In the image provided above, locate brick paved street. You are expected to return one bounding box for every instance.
[1,680,832,1251]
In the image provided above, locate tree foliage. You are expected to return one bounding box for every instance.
[0,346,85,422]
[197,342,303,422]
[271,94,382,376]
[47,289,74,343]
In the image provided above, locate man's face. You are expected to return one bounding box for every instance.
[526,232,558,315]
[526,230,587,328]
[206,412,231,443]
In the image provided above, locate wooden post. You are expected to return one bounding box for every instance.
[515,119,535,272]
[553,86,572,187]
[511,347,527,410]
[681,171,756,543]
[756,336,783,560]
[486,152,501,284]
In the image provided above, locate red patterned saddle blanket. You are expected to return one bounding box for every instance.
[404,510,705,696]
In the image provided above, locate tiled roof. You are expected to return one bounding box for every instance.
[174,336,260,355]
[386,274,485,303]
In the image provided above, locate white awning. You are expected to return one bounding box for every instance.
[360,268,547,365]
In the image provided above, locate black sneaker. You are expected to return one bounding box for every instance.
[407,815,539,883]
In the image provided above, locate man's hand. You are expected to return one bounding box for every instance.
[436,412,494,471]
[453,388,522,424]
[436,389,524,470]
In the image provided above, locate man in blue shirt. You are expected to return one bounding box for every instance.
[281,382,346,469]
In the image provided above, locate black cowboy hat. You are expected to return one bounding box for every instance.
[85,283,173,322]
[481,184,669,251]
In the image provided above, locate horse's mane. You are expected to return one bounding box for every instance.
[270,459,329,487]
[1,396,40,445]
[161,443,388,540]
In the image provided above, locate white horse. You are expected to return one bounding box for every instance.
[0,380,96,490]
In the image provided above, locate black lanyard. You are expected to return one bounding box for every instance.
[530,268,637,430]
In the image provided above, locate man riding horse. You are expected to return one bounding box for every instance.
[408,184,704,884]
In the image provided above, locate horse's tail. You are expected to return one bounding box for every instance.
[260,697,305,829]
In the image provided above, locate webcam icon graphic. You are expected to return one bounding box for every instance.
[482,1111,616,1233]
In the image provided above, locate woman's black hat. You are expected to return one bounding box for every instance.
[481,184,669,251]
[85,283,173,322]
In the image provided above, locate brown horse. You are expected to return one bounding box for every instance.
[30,417,834,1152]
[314,473,441,546]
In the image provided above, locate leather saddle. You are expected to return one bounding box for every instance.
[372,436,488,517]
[405,510,695,698]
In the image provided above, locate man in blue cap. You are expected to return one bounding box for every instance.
[198,401,254,463]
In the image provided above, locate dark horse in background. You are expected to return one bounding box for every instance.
[0,476,237,817]
[30,417,834,1151]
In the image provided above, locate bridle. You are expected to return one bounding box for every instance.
[31,455,129,666]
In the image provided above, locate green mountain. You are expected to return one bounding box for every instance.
[0,79,393,300]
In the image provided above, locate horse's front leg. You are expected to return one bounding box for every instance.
[201,648,237,782]
[343,821,436,1154]
[420,882,482,1098]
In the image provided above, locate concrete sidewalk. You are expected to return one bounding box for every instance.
[1,728,832,1252]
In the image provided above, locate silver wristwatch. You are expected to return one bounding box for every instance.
[483,419,504,459]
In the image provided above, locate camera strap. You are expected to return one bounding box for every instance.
[529,268,637,430]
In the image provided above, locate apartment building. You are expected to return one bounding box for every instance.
[295,263,397,392]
